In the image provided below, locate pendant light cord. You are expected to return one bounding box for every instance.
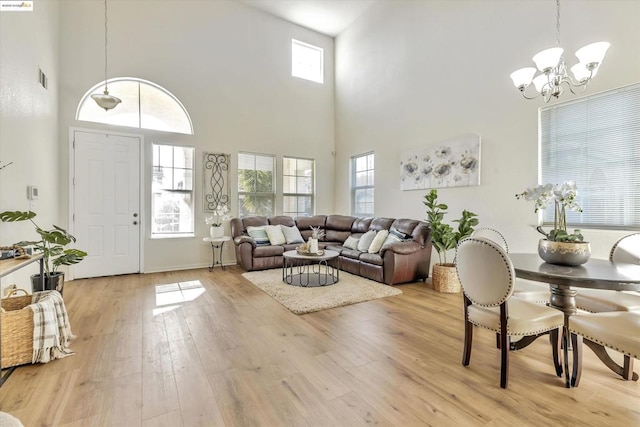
[555,0,561,47]
[103,0,109,92]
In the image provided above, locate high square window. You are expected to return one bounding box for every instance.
[292,39,324,84]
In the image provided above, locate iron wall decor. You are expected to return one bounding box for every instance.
[400,134,481,190]
[203,152,230,212]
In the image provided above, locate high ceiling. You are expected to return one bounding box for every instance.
[239,0,375,37]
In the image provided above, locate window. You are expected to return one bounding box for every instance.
[351,152,375,217]
[77,78,193,135]
[540,83,640,229]
[152,144,195,237]
[238,152,276,217]
[292,39,324,84]
[283,157,314,217]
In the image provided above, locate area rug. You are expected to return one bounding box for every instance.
[242,269,402,314]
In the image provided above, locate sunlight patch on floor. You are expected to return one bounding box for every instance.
[153,280,205,316]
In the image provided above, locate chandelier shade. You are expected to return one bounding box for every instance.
[509,0,609,102]
[532,47,564,73]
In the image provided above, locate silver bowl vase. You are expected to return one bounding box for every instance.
[538,239,591,266]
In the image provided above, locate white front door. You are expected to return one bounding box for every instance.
[71,130,141,278]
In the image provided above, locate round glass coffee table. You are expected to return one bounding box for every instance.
[282,249,340,287]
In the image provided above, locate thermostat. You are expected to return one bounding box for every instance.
[27,185,39,200]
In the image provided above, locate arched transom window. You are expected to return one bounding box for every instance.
[77,78,193,135]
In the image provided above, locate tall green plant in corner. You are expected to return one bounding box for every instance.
[423,189,479,265]
[0,210,87,291]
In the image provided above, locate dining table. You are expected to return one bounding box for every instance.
[509,253,640,388]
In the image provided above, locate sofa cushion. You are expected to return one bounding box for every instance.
[370,217,395,231]
[357,230,377,252]
[368,230,389,253]
[343,236,360,250]
[265,225,286,245]
[352,217,373,233]
[247,226,270,246]
[269,216,296,227]
[325,229,351,243]
[296,215,327,240]
[280,225,304,244]
[360,252,384,266]
[326,215,356,231]
[341,248,362,260]
[254,245,284,257]
[243,216,269,228]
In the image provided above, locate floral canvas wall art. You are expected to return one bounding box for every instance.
[400,134,481,190]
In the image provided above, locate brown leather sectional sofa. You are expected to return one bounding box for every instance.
[230,214,432,285]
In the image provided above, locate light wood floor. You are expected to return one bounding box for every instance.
[0,266,638,426]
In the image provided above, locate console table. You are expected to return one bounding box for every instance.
[0,254,44,386]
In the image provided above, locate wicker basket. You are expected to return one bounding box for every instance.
[432,263,461,293]
[1,291,34,368]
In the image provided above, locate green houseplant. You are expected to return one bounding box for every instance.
[0,210,87,293]
[423,189,479,292]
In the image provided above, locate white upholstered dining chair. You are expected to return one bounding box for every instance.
[470,228,550,304]
[569,311,640,386]
[456,237,564,388]
[575,233,640,313]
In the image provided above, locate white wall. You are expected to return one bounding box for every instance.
[57,0,335,273]
[0,2,60,293]
[335,0,640,264]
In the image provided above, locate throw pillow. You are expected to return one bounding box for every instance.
[343,236,360,250]
[383,231,403,247]
[368,229,389,254]
[389,228,409,241]
[247,226,270,246]
[357,230,377,252]
[264,225,287,245]
[281,225,304,244]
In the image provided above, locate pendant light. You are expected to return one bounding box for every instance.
[91,0,121,111]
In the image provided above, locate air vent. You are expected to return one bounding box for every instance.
[38,68,48,89]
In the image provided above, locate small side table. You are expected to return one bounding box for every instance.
[203,236,231,271]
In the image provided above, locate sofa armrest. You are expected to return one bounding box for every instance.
[380,240,422,256]
[234,235,256,248]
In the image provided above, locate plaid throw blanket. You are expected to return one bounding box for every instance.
[28,290,76,363]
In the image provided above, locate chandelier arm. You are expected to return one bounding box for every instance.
[519,87,541,100]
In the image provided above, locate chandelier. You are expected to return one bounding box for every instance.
[91,0,121,111]
[509,0,609,102]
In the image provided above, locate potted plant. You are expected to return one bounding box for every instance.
[423,189,479,293]
[205,203,231,239]
[0,210,87,293]
[516,180,590,266]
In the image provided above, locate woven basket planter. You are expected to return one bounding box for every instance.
[432,263,461,293]
[1,293,34,368]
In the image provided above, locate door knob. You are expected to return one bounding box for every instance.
[133,221,138,225]
[133,213,138,217]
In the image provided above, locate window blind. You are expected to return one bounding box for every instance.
[539,83,640,229]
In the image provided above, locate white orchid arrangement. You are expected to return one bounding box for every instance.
[205,204,231,227]
[516,180,584,242]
